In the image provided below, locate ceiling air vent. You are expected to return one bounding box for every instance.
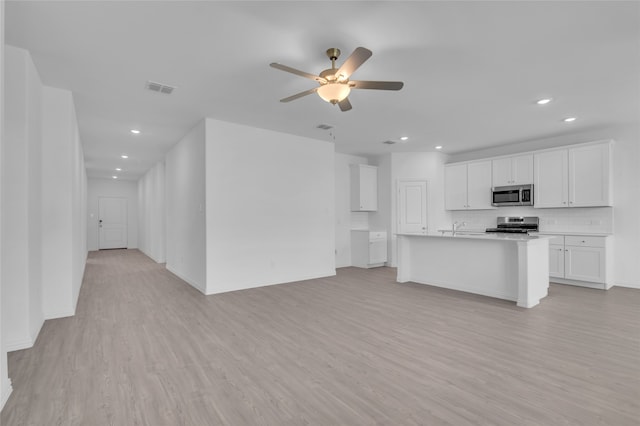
[316,124,333,130]
[383,140,397,145]
[145,80,175,95]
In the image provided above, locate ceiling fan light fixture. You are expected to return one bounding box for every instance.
[317,82,351,104]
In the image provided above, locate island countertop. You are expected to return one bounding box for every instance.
[410,231,555,242]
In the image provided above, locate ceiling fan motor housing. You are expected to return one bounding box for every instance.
[326,48,341,60]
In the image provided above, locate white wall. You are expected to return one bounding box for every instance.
[335,153,369,268]
[165,121,206,292]
[138,161,165,263]
[449,125,640,288]
[87,178,138,251]
[205,118,335,294]
[369,152,452,267]
[41,86,88,319]
[1,46,44,352]
[369,154,392,264]
[0,0,13,410]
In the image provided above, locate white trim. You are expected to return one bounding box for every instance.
[5,337,34,353]
[615,281,640,289]
[166,265,206,294]
[44,310,75,321]
[408,278,517,302]
[206,269,337,295]
[1,378,12,411]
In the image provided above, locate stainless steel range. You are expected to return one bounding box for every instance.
[486,216,539,234]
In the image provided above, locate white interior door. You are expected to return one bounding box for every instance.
[398,180,428,234]
[99,197,128,249]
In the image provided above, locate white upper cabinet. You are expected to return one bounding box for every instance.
[350,164,378,211]
[492,154,533,186]
[445,160,494,210]
[569,143,612,207]
[534,149,569,208]
[534,141,612,208]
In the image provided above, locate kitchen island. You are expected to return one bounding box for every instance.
[396,233,551,308]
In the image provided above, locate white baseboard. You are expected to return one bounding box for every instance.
[165,265,206,294]
[1,378,12,411]
[139,248,166,264]
[5,337,34,353]
[615,281,640,289]
[205,269,338,295]
[44,309,75,321]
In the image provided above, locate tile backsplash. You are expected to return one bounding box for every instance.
[452,207,613,234]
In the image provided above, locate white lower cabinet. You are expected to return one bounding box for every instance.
[351,231,387,268]
[549,244,565,278]
[541,234,612,289]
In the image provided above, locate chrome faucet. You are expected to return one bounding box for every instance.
[452,221,466,235]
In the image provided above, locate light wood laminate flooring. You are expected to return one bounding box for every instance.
[2,249,639,425]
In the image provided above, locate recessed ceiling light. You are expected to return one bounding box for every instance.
[563,117,577,122]
[536,98,552,105]
[115,168,122,171]
[121,155,129,159]
[400,136,409,141]
[130,129,140,134]
[435,145,443,150]
[112,176,118,179]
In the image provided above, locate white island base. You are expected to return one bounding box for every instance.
[397,234,550,308]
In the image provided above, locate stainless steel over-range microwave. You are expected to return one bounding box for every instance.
[491,184,534,207]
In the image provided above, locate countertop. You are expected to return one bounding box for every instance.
[437,229,613,237]
[401,232,554,242]
[536,231,613,237]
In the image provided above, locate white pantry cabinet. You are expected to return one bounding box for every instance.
[492,154,533,186]
[350,164,377,211]
[534,141,612,208]
[445,160,494,210]
[541,234,613,289]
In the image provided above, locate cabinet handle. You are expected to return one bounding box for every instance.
[562,201,567,204]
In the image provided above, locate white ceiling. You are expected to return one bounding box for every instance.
[6,1,640,181]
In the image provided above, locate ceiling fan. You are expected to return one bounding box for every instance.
[270,47,404,112]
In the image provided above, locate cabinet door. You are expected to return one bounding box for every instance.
[548,244,565,278]
[350,165,378,211]
[534,150,568,208]
[359,166,378,211]
[568,143,612,207]
[369,240,387,264]
[492,157,512,186]
[512,154,534,185]
[565,246,606,283]
[466,161,494,210]
[445,163,468,210]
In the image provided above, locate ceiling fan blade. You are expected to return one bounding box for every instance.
[280,87,319,103]
[336,47,372,78]
[338,97,352,112]
[270,63,327,83]
[349,80,404,90]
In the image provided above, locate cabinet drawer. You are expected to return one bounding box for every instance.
[370,231,387,240]
[565,236,606,248]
